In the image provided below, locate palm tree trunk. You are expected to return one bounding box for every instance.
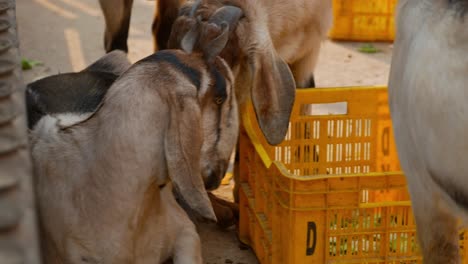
[0,0,41,263]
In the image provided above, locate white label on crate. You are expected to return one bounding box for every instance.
[302,102,348,116]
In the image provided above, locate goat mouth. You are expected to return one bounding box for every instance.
[204,171,223,191]
[203,162,229,190]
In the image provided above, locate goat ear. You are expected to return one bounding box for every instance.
[201,22,230,63]
[83,50,131,75]
[250,51,296,145]
[181,16,204,53]
[164,97,216,221]
[181,23,200,53]
[208,6,243,33]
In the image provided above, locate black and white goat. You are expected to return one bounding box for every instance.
[26,50,131,129]
[29,20,238,263]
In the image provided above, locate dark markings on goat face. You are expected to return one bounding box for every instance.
[142,51,201,89]
[429,170,468,210]
[214,58,235,130]
[211,66,227,104]
[210,65,227,146]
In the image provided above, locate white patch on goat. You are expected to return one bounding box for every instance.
[197,65,211,98]
[54,112,95,128]
[33,112,94,133]
[218,59,234,85]
[33,115,60,140]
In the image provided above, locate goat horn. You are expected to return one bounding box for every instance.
[189,0,202,17]
[202,22,230,62]
[181,16,202,53]
[208,5,243,31]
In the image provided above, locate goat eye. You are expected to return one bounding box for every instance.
[215,97,224,105]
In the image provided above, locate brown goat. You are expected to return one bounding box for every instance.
[165,0,332,143]
[30,20,238,263]
[98,0,332,143]
[165,1,332,223]
[98,0,332,227]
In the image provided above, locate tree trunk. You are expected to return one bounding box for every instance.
[0,0,42,263]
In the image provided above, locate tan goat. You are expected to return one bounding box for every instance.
[169,1,333,145]
[389,0,468,263]
[30,21,238,263]
[97,0,331,227]
[99,0,332,144]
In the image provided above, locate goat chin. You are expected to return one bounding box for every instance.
[389,0,468,262]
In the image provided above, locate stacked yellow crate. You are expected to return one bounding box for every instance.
[329,0,398,42]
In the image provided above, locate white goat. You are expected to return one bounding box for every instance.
[30,20,238,263]
[389,0,468,263]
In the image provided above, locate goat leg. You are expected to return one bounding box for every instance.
[208,192,239,229]
[152,0,184,51]
[416,204,460,264]
[409,178,461,264]
[98,0,134,52]
[290,46,321,115]
[172,226,203,264]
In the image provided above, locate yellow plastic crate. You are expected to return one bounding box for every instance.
[329,0,397,42]
[238,87,468,264]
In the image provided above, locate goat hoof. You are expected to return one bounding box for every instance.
[215,206,236,229]
[208,193,239,229]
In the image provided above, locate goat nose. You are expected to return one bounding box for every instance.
[204,170,222,191]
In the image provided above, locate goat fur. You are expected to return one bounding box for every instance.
[389,0,468,263]
[26,50,131,129]
[30,44,238,263]
[98,0,332,145]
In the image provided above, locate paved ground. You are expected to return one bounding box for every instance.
[16,0,393,263]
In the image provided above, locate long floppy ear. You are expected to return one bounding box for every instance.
[233,11,296,145]
[208,6,243,33]
[209,4,295,145]
[83,50,131,76]
[250,51,296,145]
[164,96,216,221]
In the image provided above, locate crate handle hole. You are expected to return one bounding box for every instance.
[300,102,348,116]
